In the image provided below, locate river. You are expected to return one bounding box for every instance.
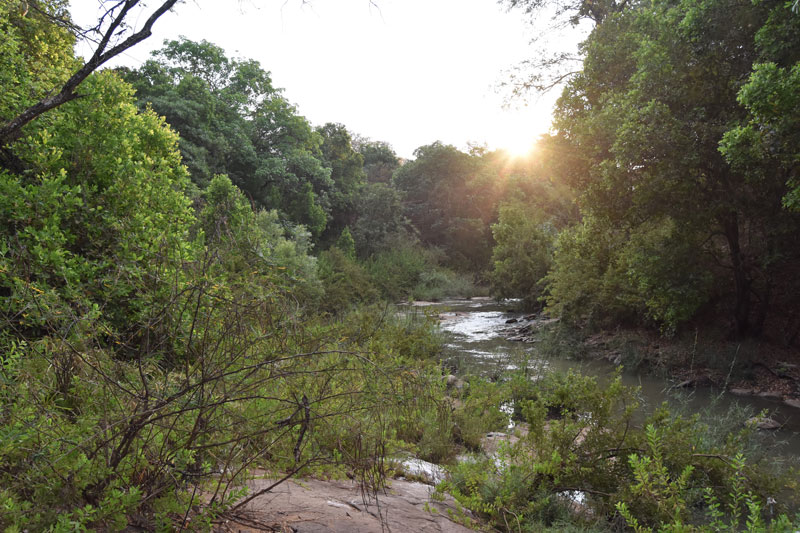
[408,297,800,459]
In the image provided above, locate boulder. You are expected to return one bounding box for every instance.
[444,375,466,391]
[397,458,446,485]
[604,352,622,366]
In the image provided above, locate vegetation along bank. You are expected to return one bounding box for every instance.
[1,0,799,530]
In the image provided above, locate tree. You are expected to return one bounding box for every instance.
[351,182,407,257]
[335,226,357,259]
[0,0,179,146]
[543,0,800,336]
[722,62,800,211]
[315,123,366,246]
[490,202,556,310]
[1,70,194,344]
[719,1,800,212]
[123,38,334,236]
[504,0,630,25]
[393,142,492,271]
[0,1,77,136]
[199,174,321,302]
[486,139,578,307]
[499,0,629,97]
[354,137,400,184]
[0,4,456,528]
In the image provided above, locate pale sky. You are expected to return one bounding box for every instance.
[69,0,570,158]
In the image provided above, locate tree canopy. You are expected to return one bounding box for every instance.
[522,0,800,337]
[123,38,333,236]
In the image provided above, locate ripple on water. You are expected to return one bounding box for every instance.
[454,347,506,359]
[440,311,509,341]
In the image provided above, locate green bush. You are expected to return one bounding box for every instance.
[366,235,477,302]
[412,268,477,301]
[620,217,714,334]
[544,217,641,328]
[366,237,432,300]
[318,247,380,314]
[545,215,715,333]
[0,25,453,529]
[335,226,357,259]
[0,264,455,530]
[451,377,510,451]
[617,427,800,532]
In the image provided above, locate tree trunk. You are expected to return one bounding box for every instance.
[722,213,751,338]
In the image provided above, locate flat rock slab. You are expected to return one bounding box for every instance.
[217,477,477,533]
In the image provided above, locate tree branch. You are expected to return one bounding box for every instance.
[0,0,180,146]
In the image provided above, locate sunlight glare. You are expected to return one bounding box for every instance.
[500,136,536,158]
[485,104,552,161]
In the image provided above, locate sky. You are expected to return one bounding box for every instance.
[69,0,568,158]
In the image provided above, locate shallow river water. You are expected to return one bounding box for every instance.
[409,298,800,459]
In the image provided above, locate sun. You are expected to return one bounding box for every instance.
[495,134,536,159]
[502,138,535,159]
[491,122,541,159]
[487,104,553,159]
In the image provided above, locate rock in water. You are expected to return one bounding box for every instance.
[784,398,800,409]
[746,416,781,430]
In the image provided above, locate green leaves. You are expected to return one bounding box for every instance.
[721,61,800,210]
[393,142,493,272]
[1,70,195,343]
[123,38,333,237]
[544,0,800,335]
[490,201,555,309]
[0,0,77,125]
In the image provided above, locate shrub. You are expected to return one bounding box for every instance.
[437,368,798,532]
[318,247,380,314]
[367,235,477,302]
[544,217,642,328]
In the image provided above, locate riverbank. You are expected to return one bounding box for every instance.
[428,298,800,455]
[437,303,800,531]
[498,311,800,410]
